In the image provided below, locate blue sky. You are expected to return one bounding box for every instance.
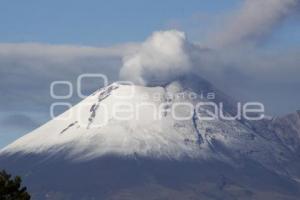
[0,0,299,148]
[1,0,298,46]
[0,0,241,45]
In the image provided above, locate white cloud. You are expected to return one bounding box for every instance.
[120,30,193,86]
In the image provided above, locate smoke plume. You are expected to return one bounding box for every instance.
[211,0,298,47]
[120,30,193,86]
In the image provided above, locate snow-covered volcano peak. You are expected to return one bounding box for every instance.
[1,79,208,159]
[0,76,293,168]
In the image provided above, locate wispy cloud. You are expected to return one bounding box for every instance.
[210,0,299,47]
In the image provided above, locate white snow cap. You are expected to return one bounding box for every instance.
[120,30,192,86]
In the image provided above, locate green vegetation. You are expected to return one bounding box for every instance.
[0,170,30,200]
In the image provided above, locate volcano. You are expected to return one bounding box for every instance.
[1,76,300,200]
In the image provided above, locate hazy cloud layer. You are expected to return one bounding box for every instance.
[1,114,39,130]
[0,43,139,112]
